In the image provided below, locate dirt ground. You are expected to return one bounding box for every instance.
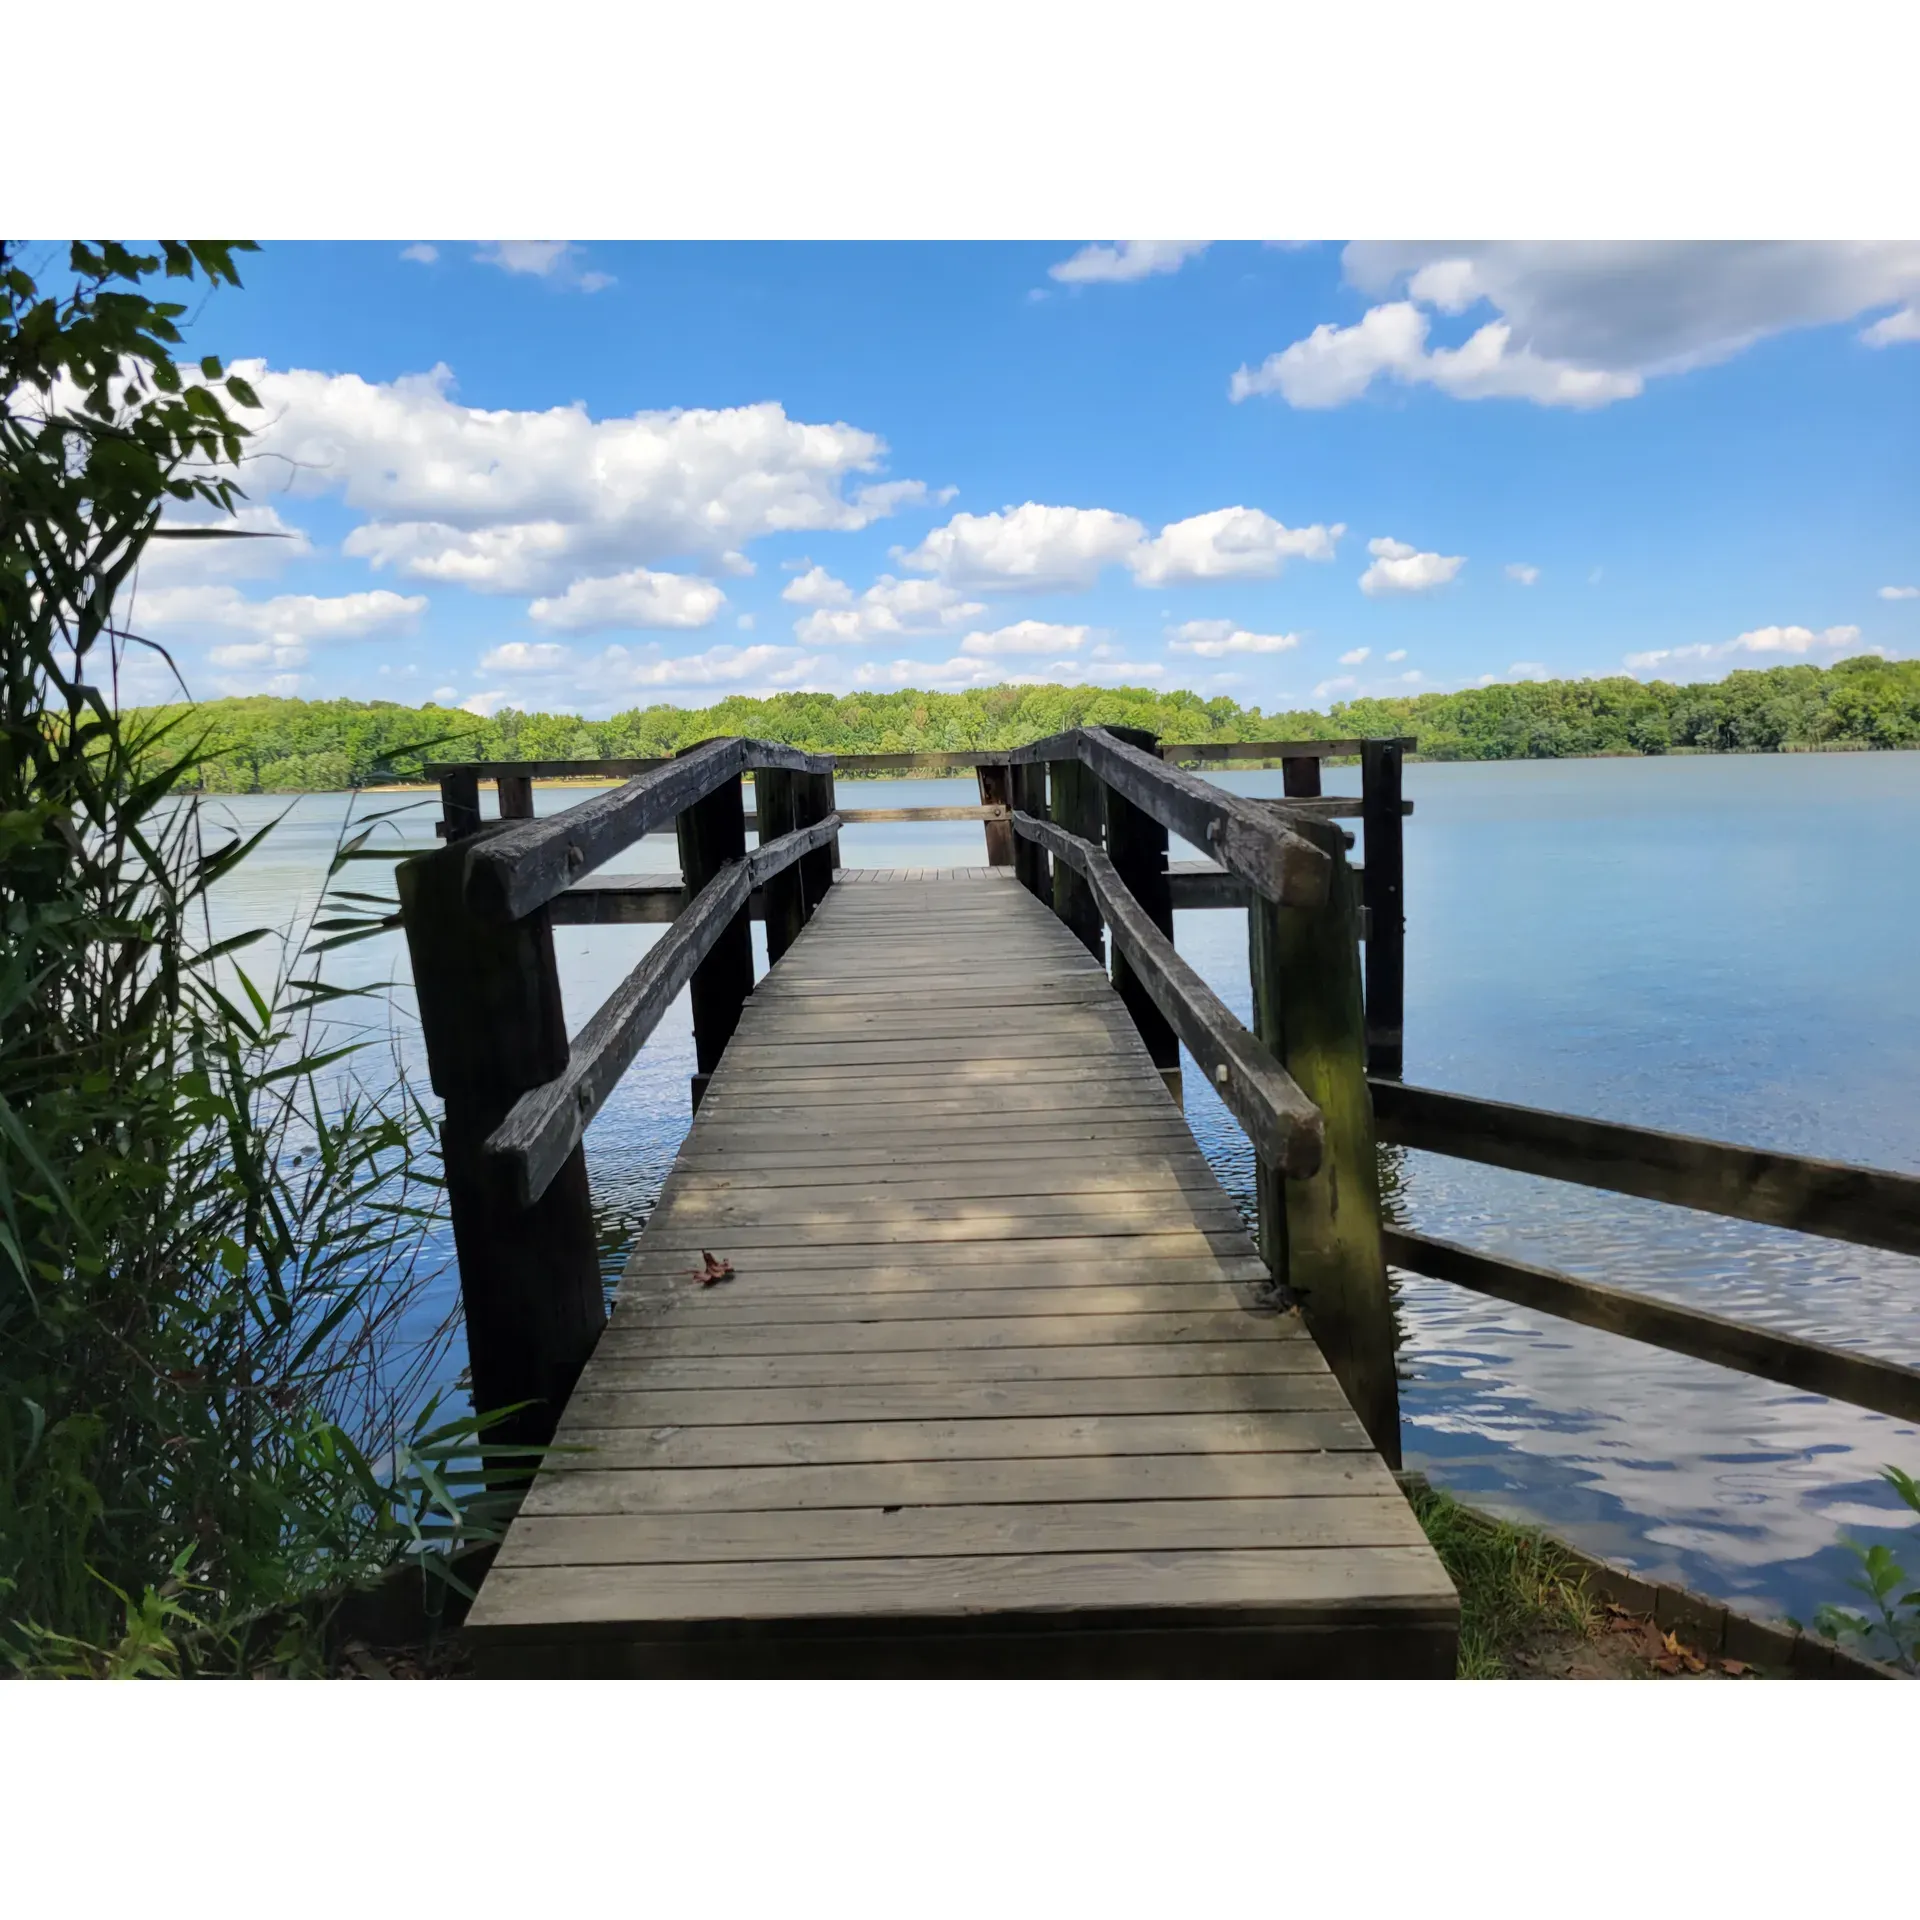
[1508,1602,1765,1680]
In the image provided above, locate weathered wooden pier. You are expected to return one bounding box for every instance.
[398,731,1920,1678]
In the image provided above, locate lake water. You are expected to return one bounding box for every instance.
[199,751,1920,1632]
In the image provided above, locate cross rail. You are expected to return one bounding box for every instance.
[485,812,843,1209]
[1012,810,1320,1175]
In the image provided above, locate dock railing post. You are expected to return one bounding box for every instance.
[437,767,482,842]
[1249,814,1400,1465]
[1360,739,1406,1078]
[797,765,839,912]
[1101,725,1182,1101]
[397,839,605,1455]
[1010,761,1050,899]
[1048,746,1105,963]
[753,766,806,964]
[977,762,1015,867]
[1281,750,1322,800]
[495,770,535,821]
[676,744,755,1112]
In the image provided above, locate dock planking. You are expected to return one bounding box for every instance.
[465,872,1456,1676]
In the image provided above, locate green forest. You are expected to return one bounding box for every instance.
[137,652,1920,791]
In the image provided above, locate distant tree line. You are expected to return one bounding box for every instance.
[134,654,1920,791]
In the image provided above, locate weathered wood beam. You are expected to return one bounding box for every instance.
[677,752,755,1093]
[1360,740,1407,1077]
[1258,797,1413,822]
[428,757,669,781]
[1160,737,1416,763]
[1251,813,1399,1464]
[1384,1228,1920,1425]
[1010,762,1049,899]
[796,767,838,913]
[1046,757,1105,963]
[397,832,603,1451]
[1077,727,1331,910]
[1103,726,1179,1087]
[754,768,803,966]
[1370,1080,1920,1258]
[977,764,1016,866]
[463,738,829,923]
[1012,811,1321,1176]
[486,815,841,1206]
[835,805,1010,824]
[437,766,482,842]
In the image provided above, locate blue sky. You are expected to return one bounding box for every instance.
[133,239,1920,716]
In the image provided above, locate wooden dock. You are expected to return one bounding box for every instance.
[405,728,1920,1679]
[464,871,1457,1677]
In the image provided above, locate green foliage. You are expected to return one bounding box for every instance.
[1,241,515,1675]
[1814,1466,1920,1675]
[1409,1484,1599,1678]
[127,656,1920,791]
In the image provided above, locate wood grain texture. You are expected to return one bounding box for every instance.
[464,870,1453,1675]
[1372,1080,1920,1257]
[1385,1226,1920,1423]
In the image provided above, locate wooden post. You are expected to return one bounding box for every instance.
[754,767,805,965]
[1360,740,1406,1078]
[1281,754,1322,800]
[977,763,1014,867]
[797,767,839,913]
[675,748,754,1112]
[1010,761,1050,900]
[438,768,482,842]
[496,770,535,821]
[1102,726,1180,1100]
[397,837,605,1455]
[1249,815,1400,1465]
[1048,753,1104,963]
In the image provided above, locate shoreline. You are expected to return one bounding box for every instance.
[199,739,1908,797]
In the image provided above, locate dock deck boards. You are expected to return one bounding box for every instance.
[465,872,1457,1676]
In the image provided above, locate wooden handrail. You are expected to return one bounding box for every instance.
[1012,811,1322,1177]
[1370,1080,1920,1258]
[462,737,831,923]
[1384,1227,1920,1424]
[1162,737,1416,762]
[422,737,1417,782]
[484,812,841,1205]
[1002,727,1330,910]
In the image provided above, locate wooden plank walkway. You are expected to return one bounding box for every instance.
[465,872,1457,1676]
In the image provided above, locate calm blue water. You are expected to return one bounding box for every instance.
[200,752,1920,1632]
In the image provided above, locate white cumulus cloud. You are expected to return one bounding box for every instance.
[958,621,1092,658]
[1234,301,1641,409]
[781,565,854,608]
[527,567,724,633]
[897,503,1147,592]
[210,361,922,596]
[134,584,427,651]
[475,241,613,292]
[1166,620,1301,658]
[792,575,986,646]
[899,501,1346,594]
[1339,647,1371,665]
[1506,562,1541,585]
[1359,537,1465,597]
[1625,623,1868,673]
[1879,584,1919,600]
[400,243,438,265]
[1234,243,1920,410]
[1861,307,1920,347]
[481,641,575,673]
[1127,507,1344,585]
[1049,241,1209,285]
